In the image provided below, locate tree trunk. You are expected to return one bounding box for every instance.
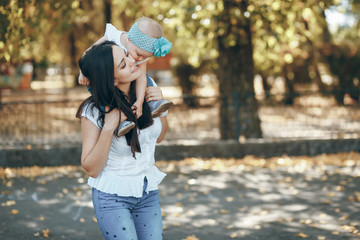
[283,64,295,105]
[303,19,325,90]
[69,31,78,85]
[216,0,262,139]
[259,72,271,99]
[173,63,198,108]
[104,0,111,23]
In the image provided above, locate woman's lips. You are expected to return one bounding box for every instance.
[132,66,139,73]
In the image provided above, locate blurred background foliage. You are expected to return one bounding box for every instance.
[1,0,359,139]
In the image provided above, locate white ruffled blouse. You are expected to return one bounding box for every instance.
[81,104,166,198]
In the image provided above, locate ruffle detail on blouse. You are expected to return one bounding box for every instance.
[88,166,166,198]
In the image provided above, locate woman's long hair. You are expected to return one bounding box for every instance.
[76,41,153,157]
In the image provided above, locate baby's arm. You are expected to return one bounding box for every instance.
[132,62,147,118]
[78,36,108,86]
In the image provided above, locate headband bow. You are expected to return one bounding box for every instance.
[128,22,172,57]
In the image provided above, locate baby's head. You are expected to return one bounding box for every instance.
[127,17,172,61]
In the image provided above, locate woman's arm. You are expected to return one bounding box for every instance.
[80,107,121,177]
[157,116,168,143]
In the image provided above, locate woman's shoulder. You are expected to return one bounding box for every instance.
[81,102,100,119]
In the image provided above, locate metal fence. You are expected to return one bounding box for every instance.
[0,99,82,148]
[1,91,360,148]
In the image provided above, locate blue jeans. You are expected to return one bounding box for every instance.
[92,179,163,240]
[146,74,155,87]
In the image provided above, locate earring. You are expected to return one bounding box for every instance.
[114,81,118,87]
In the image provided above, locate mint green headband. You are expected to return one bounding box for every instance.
[128,22,172,57]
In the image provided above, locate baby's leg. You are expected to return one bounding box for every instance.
[146,74,173,118]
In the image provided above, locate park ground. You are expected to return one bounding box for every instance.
[0,153,360,240]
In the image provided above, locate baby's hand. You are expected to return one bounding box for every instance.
[132,100,143,119]
[78,70,90,86]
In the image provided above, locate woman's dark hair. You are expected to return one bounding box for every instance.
[76,41,153,157]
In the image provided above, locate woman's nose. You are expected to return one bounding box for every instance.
[127,55,136,66]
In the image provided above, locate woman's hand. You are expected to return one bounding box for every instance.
[145,86,164,102]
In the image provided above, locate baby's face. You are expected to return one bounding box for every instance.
[126,40,153,62]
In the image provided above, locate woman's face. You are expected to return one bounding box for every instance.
[126,40,153,62]
[112,45,142,87]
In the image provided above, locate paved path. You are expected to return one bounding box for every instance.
[1,156,360,240]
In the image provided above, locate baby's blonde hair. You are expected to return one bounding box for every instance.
[136,17,164,39]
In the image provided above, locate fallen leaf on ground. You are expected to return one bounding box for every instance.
[298,232,309,238]
[10,209,19,215]
[182,235,199,240]
[42,228,50,238]
[1,200,16,207]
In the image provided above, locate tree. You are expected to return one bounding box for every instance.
[216,0,261,138]
[252,0,339,103]
[323,0,360,104]
[144,0,262,139]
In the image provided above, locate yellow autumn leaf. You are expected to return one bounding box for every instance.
[326,192,335,197]
[229,233,238,238]
[62,188,69,194]
[42,228,50,238]
[175,202,183,207]
[298,232,309,238]
[354,191,360,201]
[226,197,234,202]
[182,235,199,240]
[10,209,19,215]
[348,196,355,202]
[220,209,229,214]
[339,215,349,221]
[2,200,16,207]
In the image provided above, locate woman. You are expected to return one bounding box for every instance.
[76,41,168,240]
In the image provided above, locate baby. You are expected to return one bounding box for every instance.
[79,17,173,136]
